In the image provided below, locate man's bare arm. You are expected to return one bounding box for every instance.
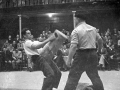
[31,33,56,49]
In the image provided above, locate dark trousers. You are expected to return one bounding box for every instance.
[32,55,61,90]
[64,49,104,90]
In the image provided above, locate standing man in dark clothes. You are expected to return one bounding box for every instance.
[64,12,104,90]
[8,35,13,44]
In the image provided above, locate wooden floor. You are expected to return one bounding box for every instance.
[0,71,120,90]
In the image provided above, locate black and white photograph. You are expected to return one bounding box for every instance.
[0,0,120,90]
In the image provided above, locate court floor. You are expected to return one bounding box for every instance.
[0,70,120,90]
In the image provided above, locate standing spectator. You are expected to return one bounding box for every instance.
[17,39,24,51]
[64,13,104,90]
[15,34,20,44]
[8,35,12,44]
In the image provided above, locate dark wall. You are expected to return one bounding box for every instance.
[87,11,120,34]
[22,14,73,38]
[0,14,73,39]
[0,11,120,39]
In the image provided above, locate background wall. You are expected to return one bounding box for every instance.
[0,11,120,39]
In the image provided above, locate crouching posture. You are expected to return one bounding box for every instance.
[22,29,68,90]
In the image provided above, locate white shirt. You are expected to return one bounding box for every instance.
[12,50,22,59]
[71,22,101,49]
[23,40,43,55]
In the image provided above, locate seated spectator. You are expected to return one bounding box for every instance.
[27,54,33,72]
[9,44,14,53]
[117,30,120,52]
[109,51,119,71]
[2,40,9,49]
[99,47,107,70]
[0,48,6,71]
[62,44,70,71]
[107,45,118,70]
[22,50,28,67]
[54,48,64,70]
[112,28,118,50]
[12,48,22,70]
[42,30,46,37]
[5,46,13,71]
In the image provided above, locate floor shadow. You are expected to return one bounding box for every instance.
[76,83,91,90]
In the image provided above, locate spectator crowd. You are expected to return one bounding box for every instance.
[0,28,70,71]
[0,27,120,72]
[98,28,120,71]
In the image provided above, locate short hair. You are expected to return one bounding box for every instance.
[22,28,30,36]
[75,12,87,21]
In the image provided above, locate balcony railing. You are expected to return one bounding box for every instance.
[0,0,118,8]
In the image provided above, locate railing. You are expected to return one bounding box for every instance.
[0,0,118,8]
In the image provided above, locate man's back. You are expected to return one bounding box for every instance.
[71,22,99,49]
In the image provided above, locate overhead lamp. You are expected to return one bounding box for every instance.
[46,13,58,18]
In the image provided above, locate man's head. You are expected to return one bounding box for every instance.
[74,12,87,26]
[8,35,11,38]
[22,28,32,40]
[16,34,19,38]
[13,41,16,44]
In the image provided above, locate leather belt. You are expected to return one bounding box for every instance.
[31,55,39,59]
[77,48,96,52]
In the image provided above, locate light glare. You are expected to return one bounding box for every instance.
[47,13,56,18]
